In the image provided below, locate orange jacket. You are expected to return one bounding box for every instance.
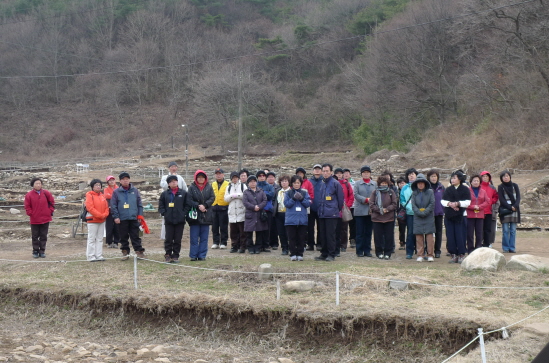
[85,190,110,223]
[103,184,118,200]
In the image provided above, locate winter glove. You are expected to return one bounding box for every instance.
[293,192,303,201]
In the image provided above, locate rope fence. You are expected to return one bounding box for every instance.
[0,253,547,362]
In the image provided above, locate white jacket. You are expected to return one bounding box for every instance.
[224,181,247,223]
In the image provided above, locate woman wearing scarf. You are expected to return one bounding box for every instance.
[497,171,520,253]
[410,173,435,262]
[242,175,268,254]
[442,170,471,263]
[187,170,215,261]
[466,175,490,254]
[369,176,397,259]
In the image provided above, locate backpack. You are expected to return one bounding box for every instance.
[228,183,245,194]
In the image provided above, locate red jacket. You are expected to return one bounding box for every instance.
[85,190,110,223]
[338,179,355,208]
[24,189,55,225]
[466,187,490,219]
[302,178,314,202]
[103,184,118,200]
[479,171,498,215]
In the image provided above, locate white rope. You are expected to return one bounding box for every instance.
[440,336,480,363]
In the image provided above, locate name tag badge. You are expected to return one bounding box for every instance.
[326,196,332,201]
[296,207,302,212]
[169,203,175,208]
[123,203,130,209]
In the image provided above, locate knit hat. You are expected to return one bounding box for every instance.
[360,165,371,173]
[230,171,239,180]
[343,168,351,173]
[296,167,306,175]
[266,171,276,178]
[334,167,344,174]
[168,161,177,167]
[247,175,258,183]
[166,175,178,184]
[119,172,130,180]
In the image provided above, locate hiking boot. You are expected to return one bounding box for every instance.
[340,247,347,252]
[164,255,172,263]
[230,248,238,253]
[457,254,465,264]
[325,256,335,262]
[121,250,130,261]
[238,249,246,253]
[32,251,39,259]
[39,253,46,258]
[171,258,180,263]
[136,251,145,259]
[314,255,327,261]
[281,250,288,255]
[448,254,457,263]
[349,239,356,248]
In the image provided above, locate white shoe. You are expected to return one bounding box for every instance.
[211,244,219,249]
[290,255,297,261]
[297,256,304,261]
[489,244,492,248]
[417,257,423,262]
[219,245,226,249]
[427,257,434,262]
[384,255,390,260]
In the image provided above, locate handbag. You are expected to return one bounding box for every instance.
[498,206,513,217]
[397,195,411,222]
[260,210,268,222]
[188,207,198,220]
[342,204,353,222]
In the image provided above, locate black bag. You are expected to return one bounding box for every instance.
[397,195,411,223]
[260,210,268,222]
[498,206,513,217]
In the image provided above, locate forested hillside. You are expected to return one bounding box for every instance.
[0,0,548,162]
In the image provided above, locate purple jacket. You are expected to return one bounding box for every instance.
[431,182,445,216]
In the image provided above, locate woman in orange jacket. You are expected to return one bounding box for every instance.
[85,179,110,261]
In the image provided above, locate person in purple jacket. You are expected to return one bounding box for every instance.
[427,169,445,258]
[314,164,344,262]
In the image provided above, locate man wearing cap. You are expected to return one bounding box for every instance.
[103,175,120,248]
[111,172,146,260]
[314,164,344,261]
[211,168,230,249]
[353,166,377,257]
[160,161,188,241]
[256,170,275,252]
[308,164,324,251]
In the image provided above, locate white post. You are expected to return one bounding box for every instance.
[133,255,138,290]
[276,280,281,300]
[478,328,487,363]
[336,271,340,306]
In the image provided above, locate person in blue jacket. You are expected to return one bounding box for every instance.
[256,170,275,252]
[314,164,344,262]
[307,164,324,251]
[284,175,311,261]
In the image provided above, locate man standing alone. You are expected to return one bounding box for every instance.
[24,178,55,258]
[211,168,230,249]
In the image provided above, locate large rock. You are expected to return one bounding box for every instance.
[9,208,21,214]
[460,248,506,272]
[506,255,549,272]
[284,281,316,292]
[388,279,409,291]
[259,264,273,280]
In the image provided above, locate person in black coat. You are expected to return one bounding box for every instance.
[242,175,268,254]
[497,170,520,253]
[158,175,192,263]
[186,170,215,261]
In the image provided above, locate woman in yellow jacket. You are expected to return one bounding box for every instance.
[85,179,110,261]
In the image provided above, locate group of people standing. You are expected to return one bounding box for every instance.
[23,161,521,264]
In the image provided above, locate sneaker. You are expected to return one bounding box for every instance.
[489,244,493,248]
[340,247,347,252]
[96,257,106,262]
[365,253,373,257]
[248,250,255,254]
[136,251,145,259]
[406,255,413,259]
[121,250,130,261]
[39,253,46,258]
[261,248,271,253]
[297,256,304,261]
[238,249,246,253]
[378,254,384,259]
[89,258,97,262]
[190,257,198,261]
[435,253,441,258]
[314,255,327,261]
[457,254,465,264]
[197,257,206,261]
[211,244,219,249]
[384,255,390,260]
[417,257,423,262]
[448,254,457,263]
[32,252,39,259]
[171,258,180,263]
[271,246,278,250]
[230,248,238,253]
[427,257,434,262]
[290,255,297,261]
[281,250,289,255]
[325,256,335,262]
[219,245,227,249]
[446,252,451,256]
[164,255,172,263]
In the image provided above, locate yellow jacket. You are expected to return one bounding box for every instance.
[212,180,230,206]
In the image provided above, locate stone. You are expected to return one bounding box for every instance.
[154,359,170,362]
[278,359,295,363]
[284,281,316,292]
[461,248,506,272]
[259,264,273,280]
[388,279,409,291]
[151,345,165,353]
[114,351,128,357]
[28,355,47,360]
[25,345,44,353]
[506,254,549,272]
[524,323,549,336]
[9,208,21,214]
[136,348,157,358]
[193,360,208,363]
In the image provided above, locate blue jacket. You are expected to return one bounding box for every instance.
[110,183,143,221]
[283,189,311,226]
[317,176,344,218]
[257,180,275,211]
[309,175,324,212]
[400,183,414,215]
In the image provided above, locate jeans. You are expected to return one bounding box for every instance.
[405,215,415,256]
[190,224,209,259]
[501,222,517,252]
[355,215,373,256]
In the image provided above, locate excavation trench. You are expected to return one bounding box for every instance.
[0,287,500,357]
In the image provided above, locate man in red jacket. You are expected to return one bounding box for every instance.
[24,177,55,258]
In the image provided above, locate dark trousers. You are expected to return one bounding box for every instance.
[445,217,467,255]
[434,215,443,254]
[318,218,339,258]
[405,215,415,256]
[467,218,484,253]
[286,225,307,257]
[247,230,267,252]
[263,211,274,249]
[270,211,280,248]
[339,219,349,249]
[118,219,144,253]
[307,210,320,248]
[275,212,288,251]
[212,208,229,246]
[164,223,184,258]
[348,208,356,242]
[229,222,247,250]
[373,222,395,257]
[105,212,120,245]
[482,214,493,247]
[355,215,373,256]
[31,223,49,253]
[398,220,406,244]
